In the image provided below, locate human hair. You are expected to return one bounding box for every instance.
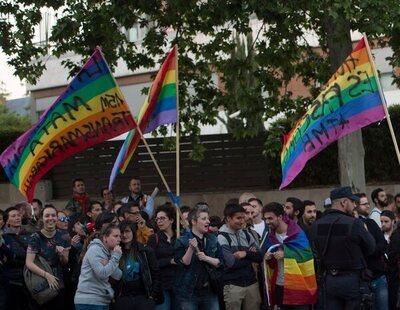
[286,197,305,218]
[188,204,209,226]
[87,200,103,214]
[180,205,191,214]
[371,188,384,204]
[303,200,315,207]
[32,198,43,209]
[381,210,395,221]
[68,214,85,236]
[156,204,176,221]
[95,212,118,230]
[40,204,57,218]
[395,193,400,201]
[223,203,245,218]
[240,202,251,208]
[225,198,239,206]
[248,198,263,206]
[4,206,19,223]
[72,178,84,187]
[209,215,222,228]
[355,193,367,199]
[101,187,113,198]
[99,223,120,240]
[120,202,140,218]
[119,220,138,261]
[262,202,285,217]
[387,194,394,205]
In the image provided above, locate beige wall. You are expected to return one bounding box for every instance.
[2,182,399,216]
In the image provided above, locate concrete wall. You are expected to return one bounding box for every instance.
[2,182,400,216]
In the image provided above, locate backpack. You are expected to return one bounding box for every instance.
[218,229,252,248]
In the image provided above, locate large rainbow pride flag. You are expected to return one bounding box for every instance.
[108,46,177,189]
[0,48,136,201]
[265,220,317,306]
[280,38,385,189]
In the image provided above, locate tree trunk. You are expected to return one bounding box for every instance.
[324,14,366,193]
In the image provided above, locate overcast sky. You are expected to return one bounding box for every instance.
[0,50,27,100]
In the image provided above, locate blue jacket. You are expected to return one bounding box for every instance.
[174,231,221,297]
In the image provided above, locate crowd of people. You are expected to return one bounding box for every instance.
[0,176,399,310]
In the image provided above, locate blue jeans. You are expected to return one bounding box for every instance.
[176,291,219,310]
[75,305,109,310]
[156,290,176,310]
[370,274,389,310]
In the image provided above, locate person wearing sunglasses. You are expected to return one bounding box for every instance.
[148,204,177,310]
[57,210,70,231]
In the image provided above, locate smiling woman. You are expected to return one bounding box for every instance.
[25,204,71,310]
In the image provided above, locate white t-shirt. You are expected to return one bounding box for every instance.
[253,221,266,237]
[275,232,288,286]
[369,207,382,228]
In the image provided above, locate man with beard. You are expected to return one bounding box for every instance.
[310,187,376,310]
[263,202,317,308]
[355,193,389,310]
[302,200,317,231]
[241,202,260,245]
[284,197,304,224]
[121,177,154,217]
[369,188,388,228]
[381,210,395,243]
[65,178,91,217]
[248,198,267,244]
[14,201,38,233]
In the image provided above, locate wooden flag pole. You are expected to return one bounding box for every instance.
[363,33,400,165]
[175,45,181,237]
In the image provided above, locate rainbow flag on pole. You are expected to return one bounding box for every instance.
[280,38,385,189]
[0,48,136,201]
[108,46,177,189]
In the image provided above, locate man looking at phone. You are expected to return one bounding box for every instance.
[263,202,317,309]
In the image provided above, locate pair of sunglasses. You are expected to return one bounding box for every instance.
[58,216,69,223]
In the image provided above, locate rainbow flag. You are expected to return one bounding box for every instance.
[265,220,317,306]
[108,46,177,189]
[0,48,136,201]
[280,38,385,189]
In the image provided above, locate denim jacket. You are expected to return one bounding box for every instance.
[174,231,221,297]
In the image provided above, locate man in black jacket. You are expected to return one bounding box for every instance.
[310,187,376,310]
[355,193,389,309]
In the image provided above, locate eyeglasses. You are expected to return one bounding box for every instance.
[155,216,168,222]
[58,216,69,223]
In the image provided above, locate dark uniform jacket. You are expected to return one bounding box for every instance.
[310,208,375,272]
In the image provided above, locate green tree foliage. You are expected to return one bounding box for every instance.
[0,105,31,132]
[0,0,399,158]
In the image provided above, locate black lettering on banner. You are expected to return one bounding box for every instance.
[347,71,374,98]
[100,92,125,112]
[29,139,44,157]
[311,122,329,145]
[302,133,315,152]
[77,56,103,83]
[48,140,65,157]
[62,96,92,121]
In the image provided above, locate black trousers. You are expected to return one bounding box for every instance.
[113,295,155,310]
[325,273,362,310]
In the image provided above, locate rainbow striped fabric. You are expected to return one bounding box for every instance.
[0,48,135,201]
[280,38,385,189]
[265,220,317,306]
[108,46,177,189]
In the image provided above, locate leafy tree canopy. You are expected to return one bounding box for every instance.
[1,0,399,157]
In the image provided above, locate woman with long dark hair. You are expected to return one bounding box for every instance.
[147,204,177,310]
[74,223,122,310]
[114,220,163,310]
[25,204,70,310]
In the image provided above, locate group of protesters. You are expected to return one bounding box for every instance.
[0,176,400,310]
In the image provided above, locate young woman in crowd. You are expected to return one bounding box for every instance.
[174,204,222,310]
[74,223,122,310]
[57,210,70,231]
[25,204,70,310]
[147,204,177,310]
[114,220,163,310]
[1,206,32,310]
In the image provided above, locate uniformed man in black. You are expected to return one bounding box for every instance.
[310,186,376,310]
